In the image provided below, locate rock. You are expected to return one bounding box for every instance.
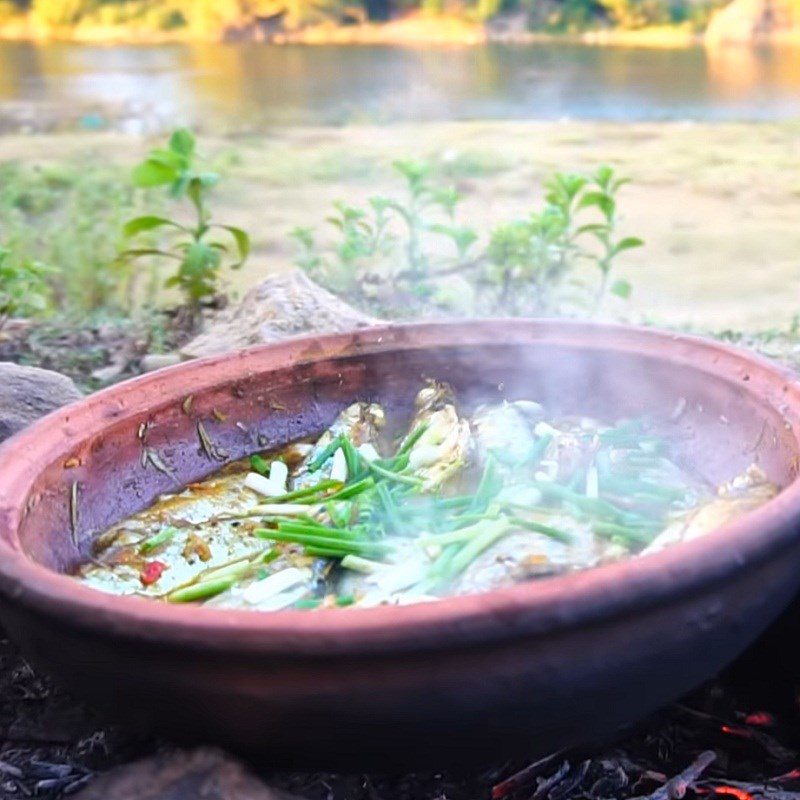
[0,362,82,444]
[181,270,380,359]
[72,747,304,800]
[140,352,184,373]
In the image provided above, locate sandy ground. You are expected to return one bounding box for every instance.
[2,121,800,331]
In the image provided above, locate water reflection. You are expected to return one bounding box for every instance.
[1,39,800,126]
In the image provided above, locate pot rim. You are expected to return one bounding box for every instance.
[1,319,800,656]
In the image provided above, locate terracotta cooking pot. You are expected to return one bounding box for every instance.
[1,320,800,769]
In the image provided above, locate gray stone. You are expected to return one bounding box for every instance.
[181,269,380,359]
[0,362,82,444]
[72,747,304,800]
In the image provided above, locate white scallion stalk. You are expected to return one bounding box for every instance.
[341,554,384,574]
[369,561,426,594]
[245,472,284,498]
[330,447,348,482]
[357,443,380,462]
[586,465,599,499]
[256,585,311,611]
[251,503,322,516]
[242,567,311,605]
[269,460,289,493]
[534,421,561,438]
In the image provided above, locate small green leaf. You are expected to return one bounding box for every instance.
[169,128,196,158]
[219,225,251,267]
[578,191,614,219]
[123,216,183,237]
[147,148,186,170]
[575,223,607,236]
[186,177,210,213]
[595,165,614,189]
[613,236,645,255]
[611,278,632,299]
[120,248,180,260]
[132,159,177,188]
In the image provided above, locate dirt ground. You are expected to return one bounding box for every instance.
[2,120,800,333]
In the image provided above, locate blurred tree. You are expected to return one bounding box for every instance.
[31,0,91,25]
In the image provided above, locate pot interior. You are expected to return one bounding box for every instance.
[12,330,800,576]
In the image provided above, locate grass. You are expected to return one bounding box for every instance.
[1,121,799,332]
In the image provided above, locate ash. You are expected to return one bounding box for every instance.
[2,613,800,800]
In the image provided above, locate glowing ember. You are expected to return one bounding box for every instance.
[713,787,753,800]
[744,711,775,727]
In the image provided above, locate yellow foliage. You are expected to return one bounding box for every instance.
[31,0,91,26]
[175,0,251,32]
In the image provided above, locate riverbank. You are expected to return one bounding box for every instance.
[2,121,798,332]
[0,12,703,47]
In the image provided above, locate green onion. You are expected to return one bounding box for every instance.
[255,527,390,557]
[295,597,322,609]
[427,542,461,579]
[600,475,686,502]
[533,480,640,524]
[167,577,234,603]
[377,483,404,534]
[273,517,361,539]
[326,500,352,528]
[306,435,344,473]
[340,437,363,479]
[471,455,503,513]
[367,460,424,486]
[341,554,386,573]
[592,521,659,545]
[445,519,512,577]
[198,557,254,583]
[139,526,177,554]
[325,476,376,501]
[524,433,553,467]
[507,516,572,544]
[304,546,355,558]
[418,518,498,548]
[249,454,270,475]
[266,479,343,504]
[336,594,356,607]
[397,421,429,457]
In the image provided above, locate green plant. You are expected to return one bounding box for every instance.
[576,165,644,309]
[293,161,642,319]
[485,166,642,314]
[121,128,250,323]
[0,246,51,330]
[293,160,468,306]
[385,159,460,280]
[0,161,140,319]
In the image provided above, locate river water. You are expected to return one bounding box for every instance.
[1,40,800,128]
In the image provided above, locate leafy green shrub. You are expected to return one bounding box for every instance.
[0,247,51,330]
[0,161,141,319]
[486,166,642,313]
[292,159,469,307]
[121,128,250,323]
[294,162,642,318]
